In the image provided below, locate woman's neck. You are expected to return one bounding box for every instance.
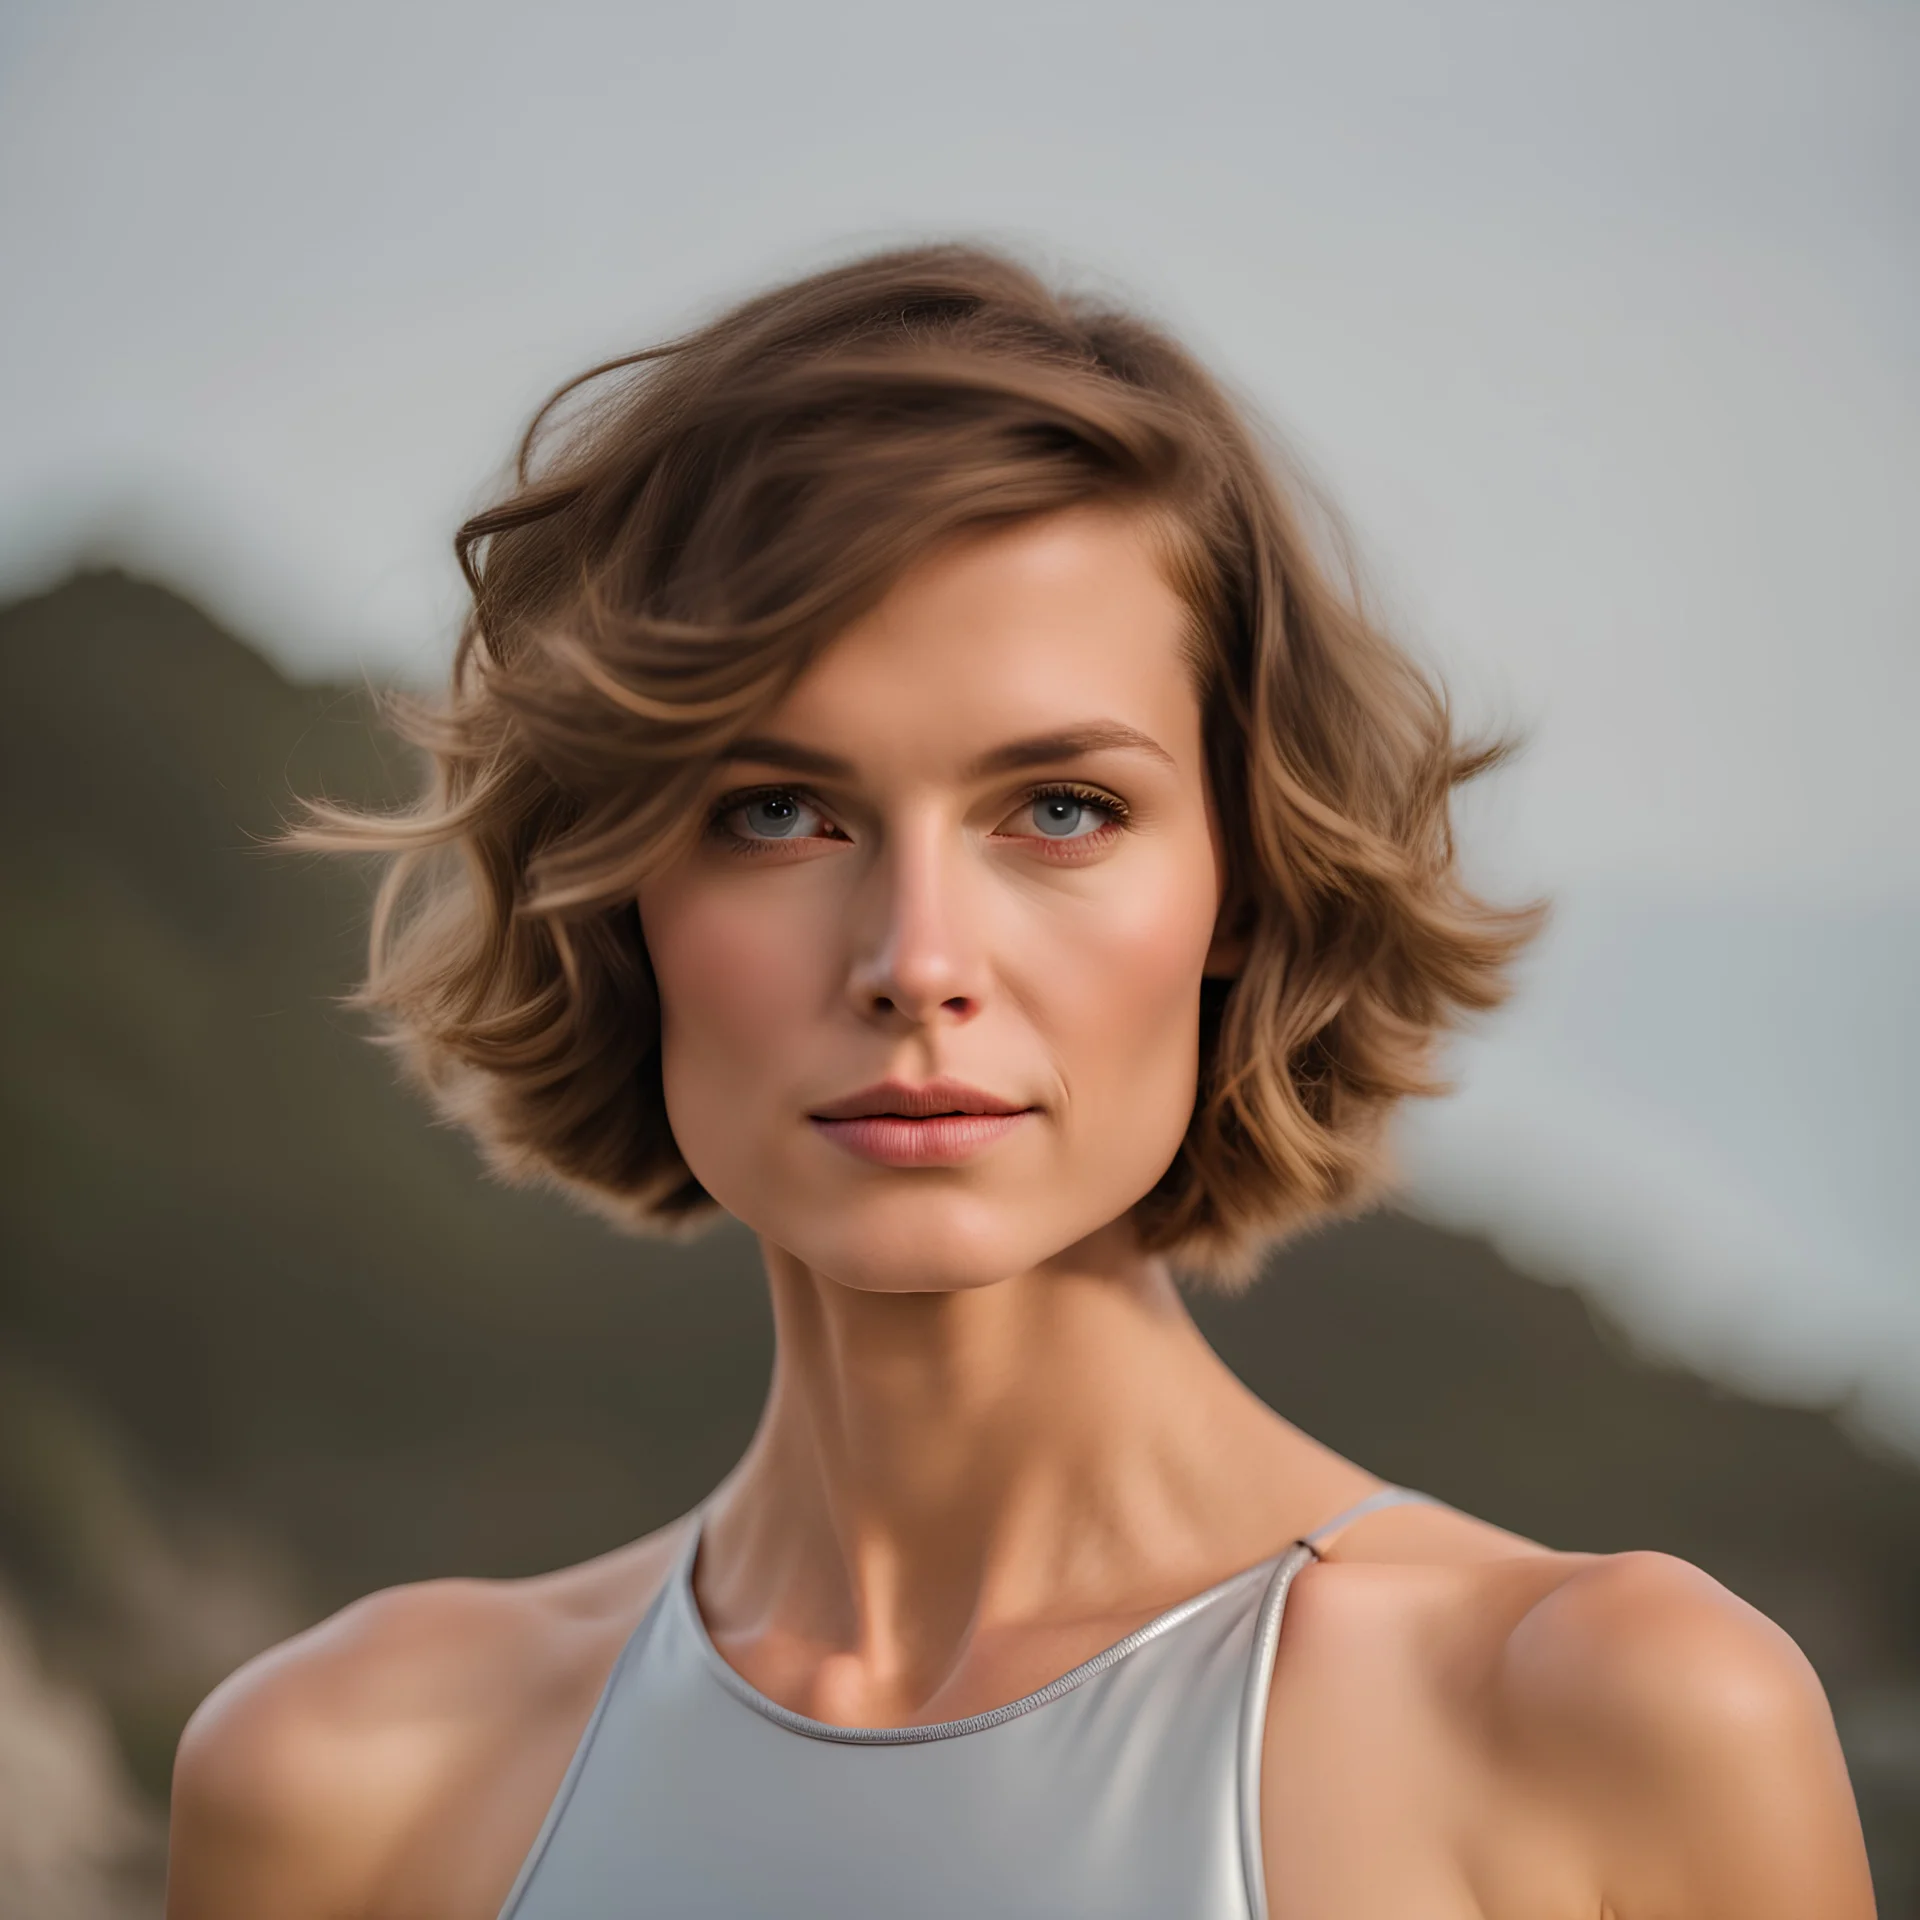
[696,1224,1371,1721]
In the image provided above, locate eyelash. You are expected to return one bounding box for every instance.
[706,782,1131,854]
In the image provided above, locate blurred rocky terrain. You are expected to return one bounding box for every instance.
[2,571,1916,1913]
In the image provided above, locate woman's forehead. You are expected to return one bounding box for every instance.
[751,510,1206,776]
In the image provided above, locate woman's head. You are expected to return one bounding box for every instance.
[638,504,1229,1292]
[305,242,1539,1285]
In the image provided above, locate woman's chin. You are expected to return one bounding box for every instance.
[752,1194,1116,1296]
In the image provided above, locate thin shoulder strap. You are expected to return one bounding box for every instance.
[1235,1540,1315,1920]
[1300,1483,1441,1555]
[1235,1485,1443,1920]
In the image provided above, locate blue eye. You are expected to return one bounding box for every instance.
[1028,794,1109,838]
[724,791,826,841]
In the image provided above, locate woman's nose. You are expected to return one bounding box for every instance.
[845,828,985,1029]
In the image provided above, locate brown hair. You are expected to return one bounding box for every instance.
[295,242,1542,1283]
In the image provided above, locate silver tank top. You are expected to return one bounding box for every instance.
[498,1487,1434,1920]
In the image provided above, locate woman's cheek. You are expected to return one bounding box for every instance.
[647,897,806,1210]
[1016,894,1208,1190]
[658,893,815,1069]
[1064,857,1216,1048]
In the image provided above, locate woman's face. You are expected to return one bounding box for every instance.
[636,505,1230,1292]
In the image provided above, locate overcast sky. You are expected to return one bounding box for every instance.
[3,0,1915,1441]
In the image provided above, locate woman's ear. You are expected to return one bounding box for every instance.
[1203,901,1251,980]
[1202,935,1248,979]
[1201,805,1249,980]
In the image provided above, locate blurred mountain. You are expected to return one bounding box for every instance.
[2,571,1916,1911]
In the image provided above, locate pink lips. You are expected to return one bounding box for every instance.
[808,1078,1035,1167]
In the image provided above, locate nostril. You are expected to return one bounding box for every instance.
[856,987,975,1022]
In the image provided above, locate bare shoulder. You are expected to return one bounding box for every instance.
[1499,1547,1828,1751]
[166,1519,689,1920]
[1492,1549,1876,1917]
[1270,1508,1874,1919]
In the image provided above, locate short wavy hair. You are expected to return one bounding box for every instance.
[296,242,1542,1284]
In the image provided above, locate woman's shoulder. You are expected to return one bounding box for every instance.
[174,1530,677,1781]
[1490,1545,1828,1744]
[1490,1549,1864,1868]
[1306,1501,1830,1727]
[1286,1508,1873,1915]
[166,1518,691,1920]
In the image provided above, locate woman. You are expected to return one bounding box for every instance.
[167,245,1874,1917]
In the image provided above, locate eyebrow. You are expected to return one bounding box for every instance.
[722,721,1178,781]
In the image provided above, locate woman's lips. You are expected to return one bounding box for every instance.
[809,1111,1033,1167]
[808,1079,1036,1166]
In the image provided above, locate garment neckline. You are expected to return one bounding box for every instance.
[672,1515,1303,1747]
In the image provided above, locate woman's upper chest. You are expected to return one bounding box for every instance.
[379,1545,1601,1920]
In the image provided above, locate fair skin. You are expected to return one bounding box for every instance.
[167,507,1875,1918]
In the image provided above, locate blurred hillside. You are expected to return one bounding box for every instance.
[2,572,1916,1913]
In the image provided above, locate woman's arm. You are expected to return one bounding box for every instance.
[165,1534,680,1920]
[166,1591,434,1919]
[165,1578,540,1920]
[1504,1551,1877,1918]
